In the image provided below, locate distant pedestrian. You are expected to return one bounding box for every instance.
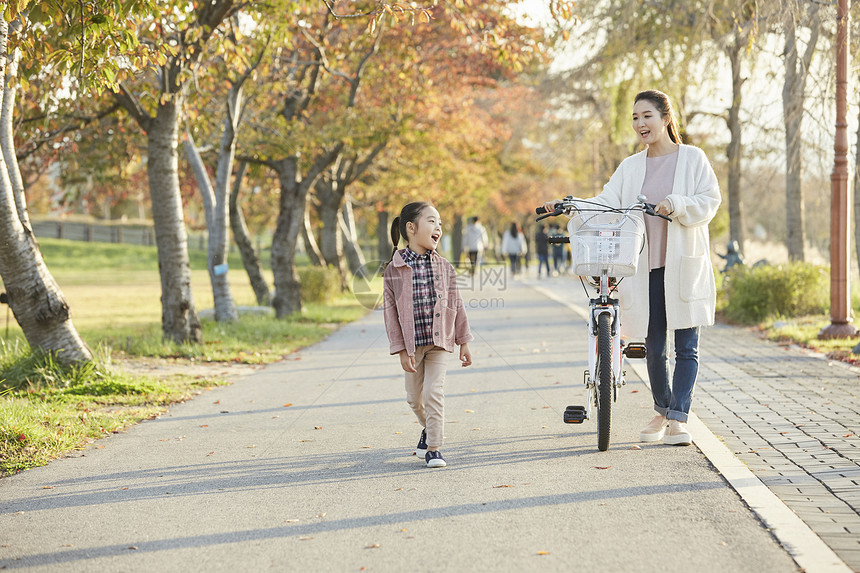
[541,89,721,446]
[535,225,550,278]
[549,224,565,274]
[463,216,489,276]
[501,222,527,277]
[383,201,474,468]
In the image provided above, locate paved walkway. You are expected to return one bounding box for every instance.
[529,272,860,572]
[695,326,860,569]
[1,270,858,572]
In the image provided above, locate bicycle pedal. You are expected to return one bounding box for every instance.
[566,405,586,411]
[622,342,647,359]
[564,409,586,423]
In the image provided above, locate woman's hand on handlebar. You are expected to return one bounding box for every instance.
[654,199,673,217]
[540,199,561,214]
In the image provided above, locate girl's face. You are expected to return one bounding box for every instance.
[632,99,669,147]
[406,206,442,254]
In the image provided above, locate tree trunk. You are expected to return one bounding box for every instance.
[0,19,91,363]
[147,99,202,343]
[340,196,368,278]
[183,133,238,322]
[783,3,820,262]
[377,207,391,262]
[270,157,306,318]
[301,195,324,267]
[726,34,746,256]
[229,161,270,305]
[2,45,28,232]
[451,214,463,266]
[314,173,349,290]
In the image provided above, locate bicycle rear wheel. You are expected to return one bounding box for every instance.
[596,312,613,451]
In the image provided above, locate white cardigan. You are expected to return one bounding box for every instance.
[567,144,722,339]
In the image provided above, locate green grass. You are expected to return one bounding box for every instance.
[0,237,371,476]
[0,340,230,475]
[763,316,860,365]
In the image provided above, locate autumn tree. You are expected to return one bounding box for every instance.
[0,0,156,362]
[111,0,240,342]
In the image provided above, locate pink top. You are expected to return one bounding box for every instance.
[640,150,679,270]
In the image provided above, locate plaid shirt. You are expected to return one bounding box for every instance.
[401,247,436,347]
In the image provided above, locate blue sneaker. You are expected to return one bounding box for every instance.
[425,450,446,468]
[415,428,427,461]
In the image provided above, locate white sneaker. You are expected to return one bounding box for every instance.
[425,450,447,468]
[664,420,692,446]
[639,415,668,442]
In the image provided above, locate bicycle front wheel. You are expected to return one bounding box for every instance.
[596,312,613,451]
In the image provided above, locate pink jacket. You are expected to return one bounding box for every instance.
[383,249,473,356]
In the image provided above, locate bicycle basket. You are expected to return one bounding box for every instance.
[567,211,645,278]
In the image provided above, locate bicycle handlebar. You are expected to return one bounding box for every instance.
[535,196,672,222]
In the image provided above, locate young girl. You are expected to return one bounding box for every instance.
[382,201,473,468]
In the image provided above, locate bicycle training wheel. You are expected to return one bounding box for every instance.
[596,312,613,451]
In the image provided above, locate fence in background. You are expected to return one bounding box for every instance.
[30,219,238,252]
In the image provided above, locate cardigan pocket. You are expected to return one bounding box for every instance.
[679,254,710,302]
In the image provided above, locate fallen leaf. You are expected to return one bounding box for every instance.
[630,390,639,393]
[465,409,474,413]
[365,543,381,549]
[121,488,129,490]
[314,426,323,430]
[128,546,138,550]
[42,486,54,490]
[206,451,215,456]
[200,425,208,428]
[285,519,300,523]
[493,484,514,488]
[317,513,327,519]
[630,446,642,450]
[361,446,372,449]
[537,551,550,555]
[213,400,220,404]
[283,403,293,407]
[299,536,313,541]
[246,445,256,449]
[593,466,612,470]
[394,431,402,434]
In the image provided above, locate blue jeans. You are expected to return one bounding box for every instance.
[645,267,700,423]
[537,254,550,277]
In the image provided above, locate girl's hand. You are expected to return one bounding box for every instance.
[399,350,417,373]
[459,343,472,367]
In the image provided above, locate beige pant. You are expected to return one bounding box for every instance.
[405,345,448,448]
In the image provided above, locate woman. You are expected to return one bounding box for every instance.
[501,222,527,277]
[542,90,721,446]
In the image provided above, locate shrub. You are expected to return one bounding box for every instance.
[298,265,342,303]
[720,262,829,324]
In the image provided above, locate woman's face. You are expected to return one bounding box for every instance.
[632,99,669,147]
[406,206,442,254]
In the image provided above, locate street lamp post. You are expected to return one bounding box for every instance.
[820,0,857,339]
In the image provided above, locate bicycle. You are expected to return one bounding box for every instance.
[535,195,671,451]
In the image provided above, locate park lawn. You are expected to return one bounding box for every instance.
[3,238,371,363]
[0,238,375,476]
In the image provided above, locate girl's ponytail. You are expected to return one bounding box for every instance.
[389,216,401,262]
